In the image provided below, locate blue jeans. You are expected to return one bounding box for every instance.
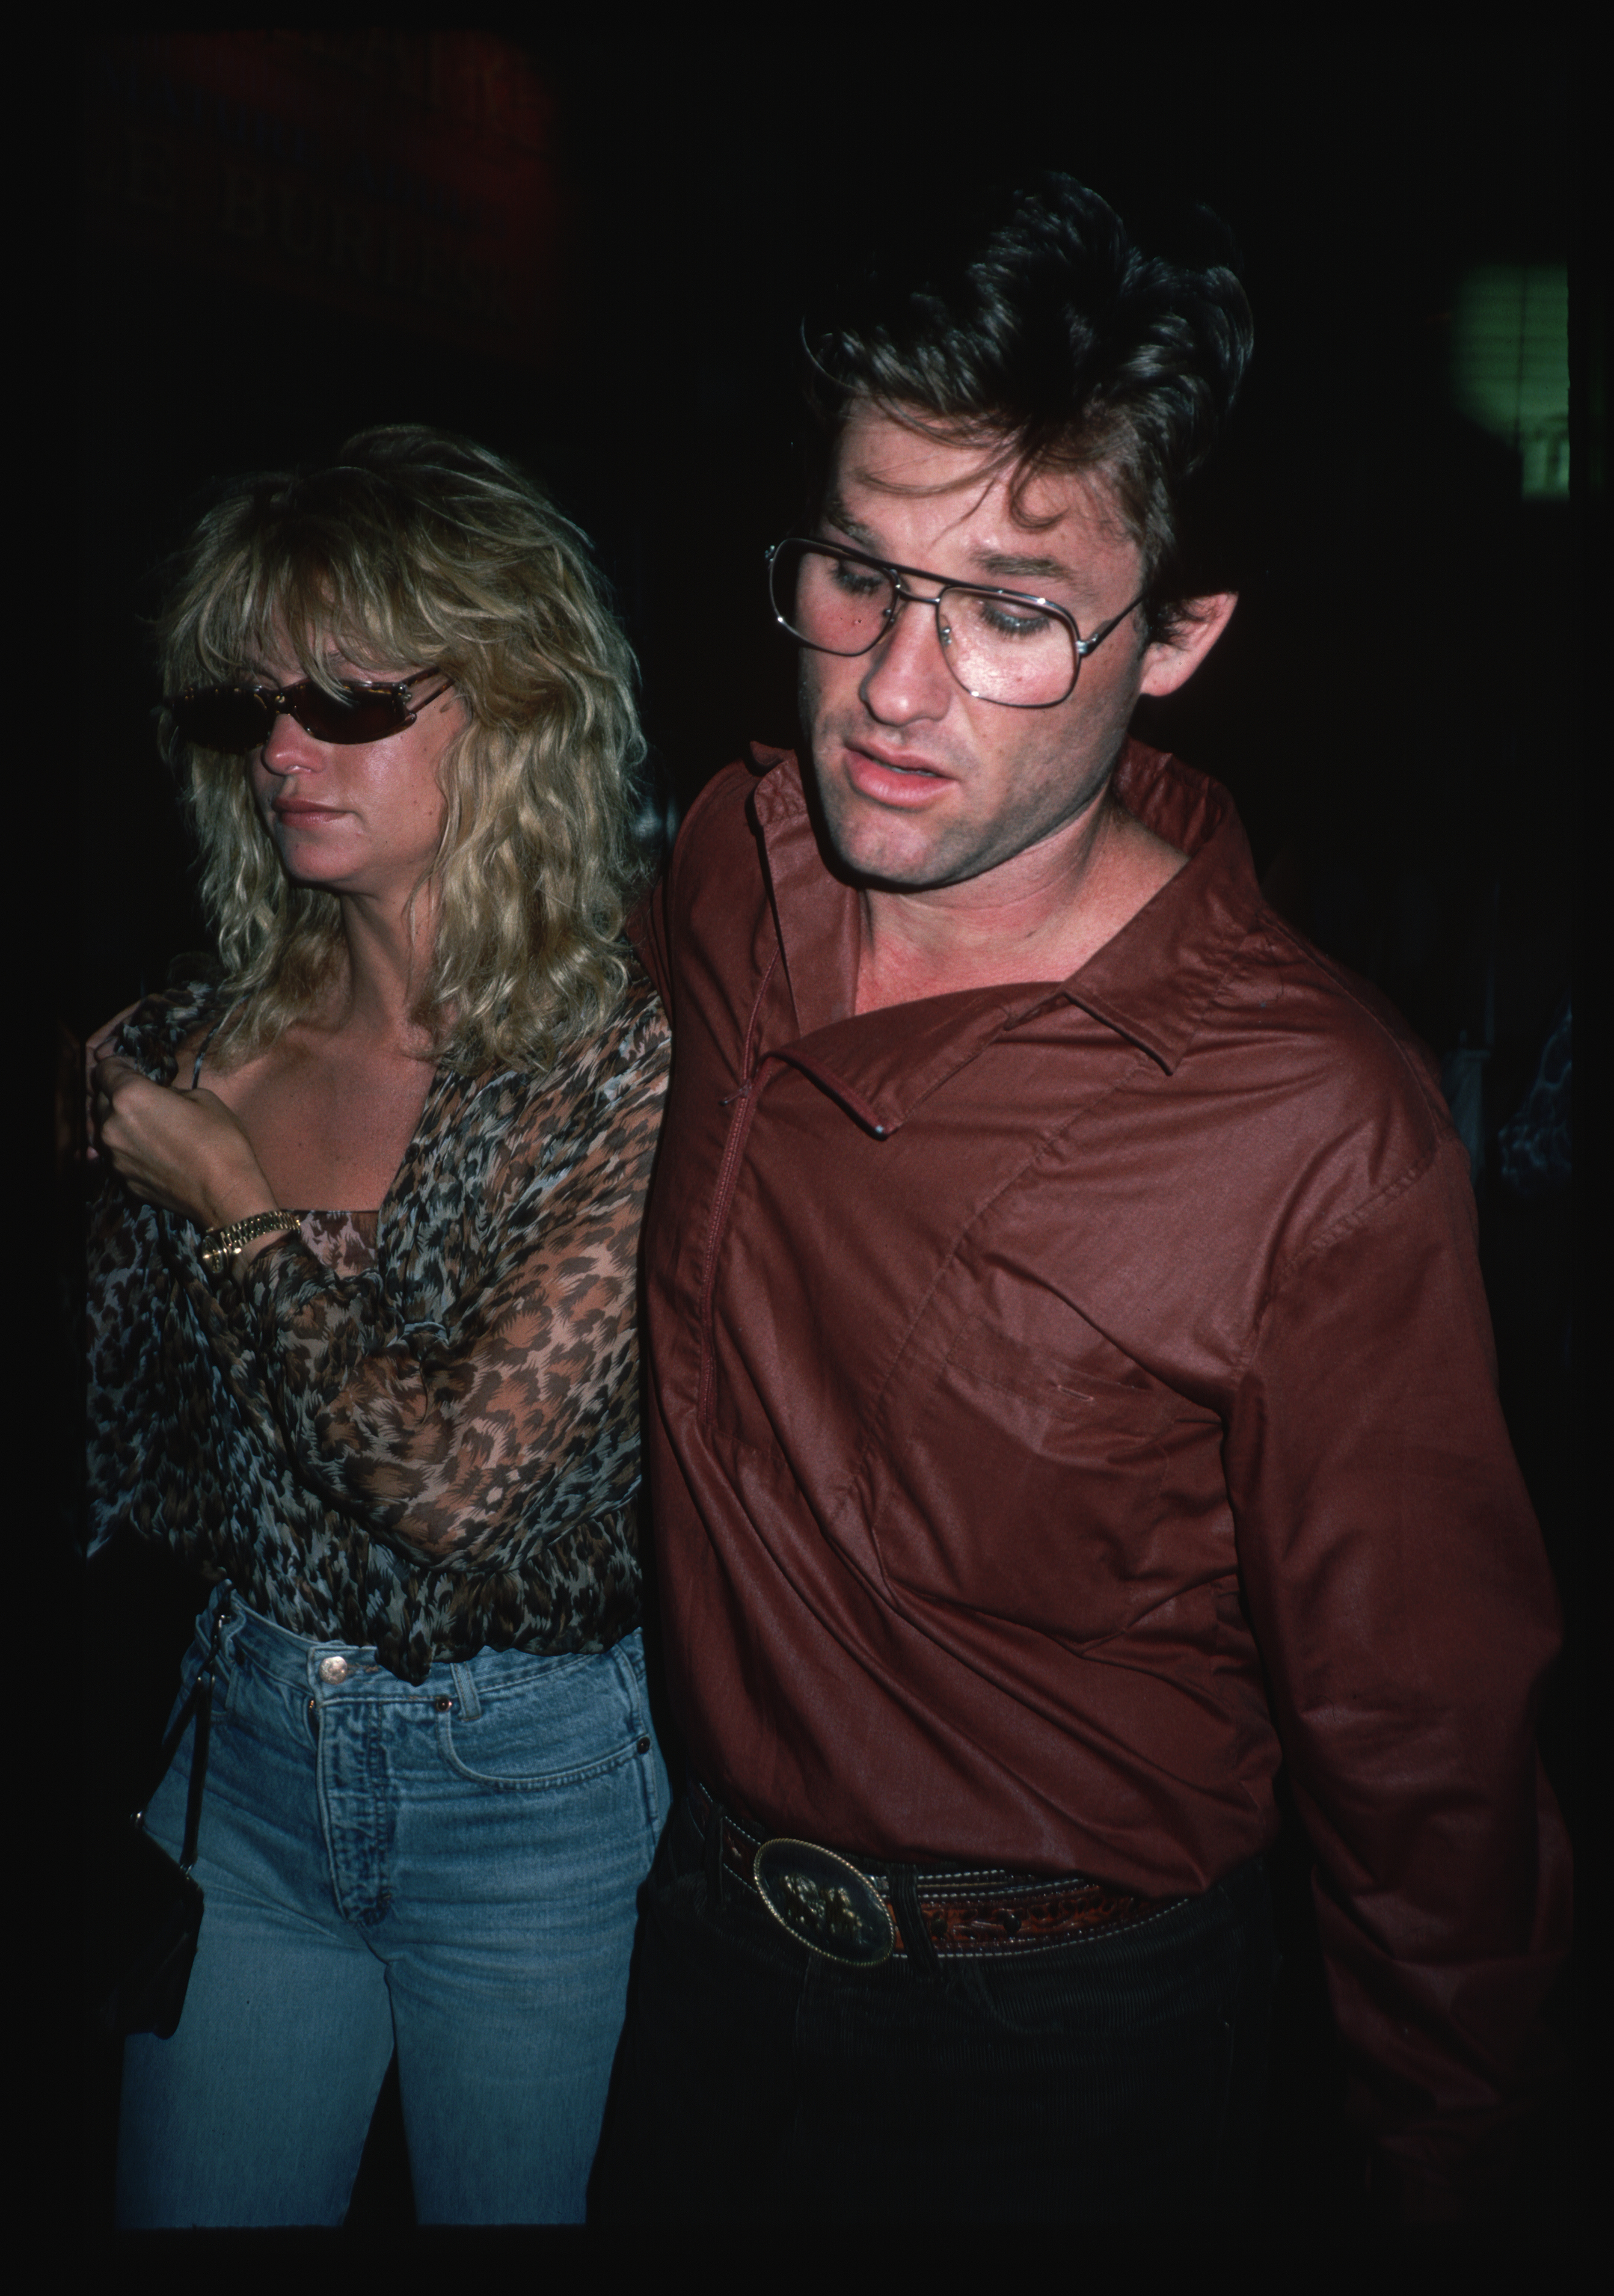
[116,1586,669,2227]
[591,1790,1276,2224]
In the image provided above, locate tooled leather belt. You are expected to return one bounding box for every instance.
[686,1775,1182,1968]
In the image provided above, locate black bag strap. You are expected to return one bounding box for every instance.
[178,1644,215,1876]
[135,1593,232,1874]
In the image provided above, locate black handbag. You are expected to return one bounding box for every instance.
[94,1597,230,2040]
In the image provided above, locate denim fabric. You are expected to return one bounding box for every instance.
[117,1586,669,2227]
[590,1793,1277,2224]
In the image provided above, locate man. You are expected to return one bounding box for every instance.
[592,179,1568,2224]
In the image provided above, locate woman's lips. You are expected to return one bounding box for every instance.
[274,803,344,821]
[842,746,950,809]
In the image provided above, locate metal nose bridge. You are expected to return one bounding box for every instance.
[880,573,956,649]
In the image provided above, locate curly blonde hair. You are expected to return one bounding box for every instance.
[156,425,649,1075]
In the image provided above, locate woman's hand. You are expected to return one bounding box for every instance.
[91,1055,278,1232]
[83,1001,140,1162]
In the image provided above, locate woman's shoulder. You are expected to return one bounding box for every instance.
[450,959,668,1129]
[612,951,672,1059]
[413,965,666,1215]
[544,957,669,1108]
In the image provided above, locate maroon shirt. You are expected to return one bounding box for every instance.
[636,737,1568,2187]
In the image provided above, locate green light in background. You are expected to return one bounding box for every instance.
[1449,265,1570,499]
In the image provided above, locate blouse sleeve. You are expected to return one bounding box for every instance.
[85,1179,167,1554]
[84,981,222,1556]
[232,993,669,1570]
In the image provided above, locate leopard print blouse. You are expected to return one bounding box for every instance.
[86,966,670,1683]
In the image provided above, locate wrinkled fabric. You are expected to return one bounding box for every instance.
[634,738,1568,2193]
[87,966,670,1683]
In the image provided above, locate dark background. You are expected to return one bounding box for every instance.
[70,29,1583,2237]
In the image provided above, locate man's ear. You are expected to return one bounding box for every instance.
[1137,594,1238,699]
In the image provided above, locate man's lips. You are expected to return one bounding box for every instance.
[841,742,952,808]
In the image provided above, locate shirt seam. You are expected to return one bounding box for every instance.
[1233,1138,1446,1390]
[842,1036,1167,1512]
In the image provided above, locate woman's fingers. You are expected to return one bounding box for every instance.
[84,1000,141,1158]
[91,1060,274,1229]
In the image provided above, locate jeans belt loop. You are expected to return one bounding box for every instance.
[886,1865,942,1982]
[702,1781,728,1908]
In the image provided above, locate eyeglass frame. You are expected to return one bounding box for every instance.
[156,668,454,750]
[766,536,1146,710]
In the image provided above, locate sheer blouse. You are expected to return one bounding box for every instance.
[86,966,670,1682]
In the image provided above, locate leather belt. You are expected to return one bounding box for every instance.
[686,1776,1181,1968]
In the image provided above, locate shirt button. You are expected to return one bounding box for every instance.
[318,1655,349,1684]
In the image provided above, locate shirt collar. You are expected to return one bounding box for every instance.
[744,738,1263,1134]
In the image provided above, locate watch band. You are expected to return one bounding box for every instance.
[198,1210,306,1274]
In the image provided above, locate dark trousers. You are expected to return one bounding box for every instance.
[590,1793,1278,2226]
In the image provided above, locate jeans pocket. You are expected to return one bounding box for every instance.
[435,1648,641,1792]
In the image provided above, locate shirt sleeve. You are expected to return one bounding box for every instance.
[1223,1129,1570,2206]
[627,877,673,1016]
[233,1001,670,1570]
[627,759,759,1018]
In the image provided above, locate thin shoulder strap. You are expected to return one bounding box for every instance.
[191,1003,238,1089]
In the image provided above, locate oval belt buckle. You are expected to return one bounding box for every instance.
[753,1837,895,1968]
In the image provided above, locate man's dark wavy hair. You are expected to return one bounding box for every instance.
[803,174,1253,640]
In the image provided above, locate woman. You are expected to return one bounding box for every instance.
[87,426,671,2227]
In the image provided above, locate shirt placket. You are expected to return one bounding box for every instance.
[698,950,779,1438]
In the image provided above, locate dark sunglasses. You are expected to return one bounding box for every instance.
[160,669,452,753]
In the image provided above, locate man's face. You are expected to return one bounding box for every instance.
[799,406,1183,892]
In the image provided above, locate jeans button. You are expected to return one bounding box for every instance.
[318,1655,349,1684]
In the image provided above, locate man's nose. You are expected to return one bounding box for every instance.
[858,590,954,723]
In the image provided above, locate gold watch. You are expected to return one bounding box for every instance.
[198,1211,305,1274]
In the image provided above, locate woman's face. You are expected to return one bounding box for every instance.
[247,640,467,910]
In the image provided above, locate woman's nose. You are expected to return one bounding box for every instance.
[261,706,325,775]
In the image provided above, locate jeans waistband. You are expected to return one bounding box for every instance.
[199,1582,641,1711]
[200,1584,394,1693]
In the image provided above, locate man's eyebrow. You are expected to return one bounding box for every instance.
[819,501,1085,594]
[969,549,1078,588]
[819,495,881,548]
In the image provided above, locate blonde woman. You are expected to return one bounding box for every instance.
[88,428,670,2227]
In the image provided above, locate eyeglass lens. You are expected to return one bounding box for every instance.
[169,681,416,754]
[772,541,1079,707]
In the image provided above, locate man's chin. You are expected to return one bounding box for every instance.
[810,791,948,890]
[800,758,943,885]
